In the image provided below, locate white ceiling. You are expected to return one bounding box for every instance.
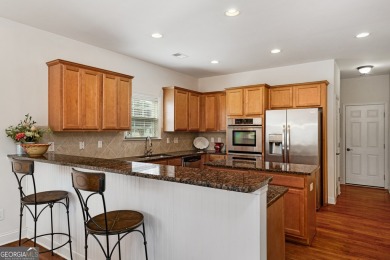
[1,0,390,79]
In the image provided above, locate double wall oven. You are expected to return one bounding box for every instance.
[227,117,262,156]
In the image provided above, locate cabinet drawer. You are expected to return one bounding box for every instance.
[261,172,305,189]
[167,157,182,166]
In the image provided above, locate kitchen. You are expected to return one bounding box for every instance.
[1,1,390,259]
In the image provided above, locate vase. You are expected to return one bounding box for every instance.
[16,143,25,155]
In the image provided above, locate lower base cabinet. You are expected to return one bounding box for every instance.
[260,170,317,245]
[267,195,285,260]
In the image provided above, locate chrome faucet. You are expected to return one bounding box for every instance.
[144,136,153,156]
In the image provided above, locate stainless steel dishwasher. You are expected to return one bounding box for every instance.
[181,155,202,168]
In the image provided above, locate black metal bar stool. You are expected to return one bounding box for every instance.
[10,159,73,259]
[71,168,148,260]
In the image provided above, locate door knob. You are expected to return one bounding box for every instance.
[346,148,352,151]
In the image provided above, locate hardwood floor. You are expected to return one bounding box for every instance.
[286,184,390,260]
[1,239,65,260]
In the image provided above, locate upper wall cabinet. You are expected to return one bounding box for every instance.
[200,91,226,132]
[226,84,269,117]
[269,82,327,109]
[47,59,133,131]
[163,86,201,131]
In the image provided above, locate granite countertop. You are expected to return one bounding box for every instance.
[116,150,226,162]
[205,158,318,175]
[267,185,289,207]
[7,153,269,193]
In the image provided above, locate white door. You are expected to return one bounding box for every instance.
[345,104,385,187]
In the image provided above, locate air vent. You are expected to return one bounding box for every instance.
[172,53,188,59]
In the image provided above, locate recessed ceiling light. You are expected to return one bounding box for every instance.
[356,32,370,38]
[151,33,163,39]
[271,49,281,54]
[357,65,373,74]
[225,9,240,17]
[172,53,188,59]
[211,60,219,64]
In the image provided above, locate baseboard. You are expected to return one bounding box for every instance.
[0,228,26,246]
[328,196,336,204]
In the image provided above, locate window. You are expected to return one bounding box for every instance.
[124,94,159,139]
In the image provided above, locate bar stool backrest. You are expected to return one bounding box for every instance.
[71,168,109,233]
[11,159,37,202]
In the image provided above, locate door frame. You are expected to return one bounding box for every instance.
[342,102,388,189]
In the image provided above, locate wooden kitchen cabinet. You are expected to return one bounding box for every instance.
[47,59,133,131]
[217,92,226,131]
[226,84,269,117]
[188,92,201,131]
[244,86,264,115]
[259,169,317,245]
[294,83,322,107]
[206,154,226,162]
[102,74,132,130]
[270,81,326,109]
[167,157,183,166]
[226,88,244,116]
[267,192,285,260]
[269,87,293,109]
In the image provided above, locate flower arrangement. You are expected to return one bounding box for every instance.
[5,114,48,143]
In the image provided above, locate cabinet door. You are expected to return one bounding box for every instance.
[62,65,82,129]
[167,157,182,166]
[204,94,217,131]
[217,93,226,131]
[208,154,226,161]
[188,92,200,131]
[269,87,293,109]
[117,77,131,129]
[284,187,305,237]
[294,84,322,107]
[226,89,244,116]
[174,89,189,131]
[244,87,263,115]
[102,74,119,129]
[81,69,101,130]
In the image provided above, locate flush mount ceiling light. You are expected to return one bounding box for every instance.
[225,9,240,16]
[211,60,219,64]
[271,49,281,54]
[172,53,188,59]
[356,32,370,38]
[151,33,163,38]
[357,65,373,74]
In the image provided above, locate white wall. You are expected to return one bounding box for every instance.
[199,60,339,204]
[0,17,197,244]
[340,74,390,187]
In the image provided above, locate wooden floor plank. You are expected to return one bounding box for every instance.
[286,184,390,260]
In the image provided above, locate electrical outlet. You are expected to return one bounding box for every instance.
[98,141,103,148]
[210,137,215,143]
[174,137,178,143]
[0,209,4,221]
[217,137,221,142]
[167,138,170,144]
[79,141,84,150]
[48,142,55,152]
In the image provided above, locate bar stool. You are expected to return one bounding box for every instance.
[10,159,73,259]
[71,168,148,260]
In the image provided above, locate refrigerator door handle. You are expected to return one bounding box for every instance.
[282,125,286,162]
[286,125,291,163]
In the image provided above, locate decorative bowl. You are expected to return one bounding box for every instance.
[21,143,51,157]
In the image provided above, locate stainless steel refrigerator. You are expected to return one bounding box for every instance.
[265,108,322,208]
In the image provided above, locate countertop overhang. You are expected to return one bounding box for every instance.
[7,153,271,193]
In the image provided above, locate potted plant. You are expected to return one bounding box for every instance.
[5,114,50,155]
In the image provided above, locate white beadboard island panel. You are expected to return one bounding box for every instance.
[26,162,267,260]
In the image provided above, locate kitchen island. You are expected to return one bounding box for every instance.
[205,157,318,245]
[7,154,271,260]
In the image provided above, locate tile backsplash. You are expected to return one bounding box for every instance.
[41,130,227,159]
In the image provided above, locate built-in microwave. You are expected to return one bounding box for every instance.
[226,117,262,155]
